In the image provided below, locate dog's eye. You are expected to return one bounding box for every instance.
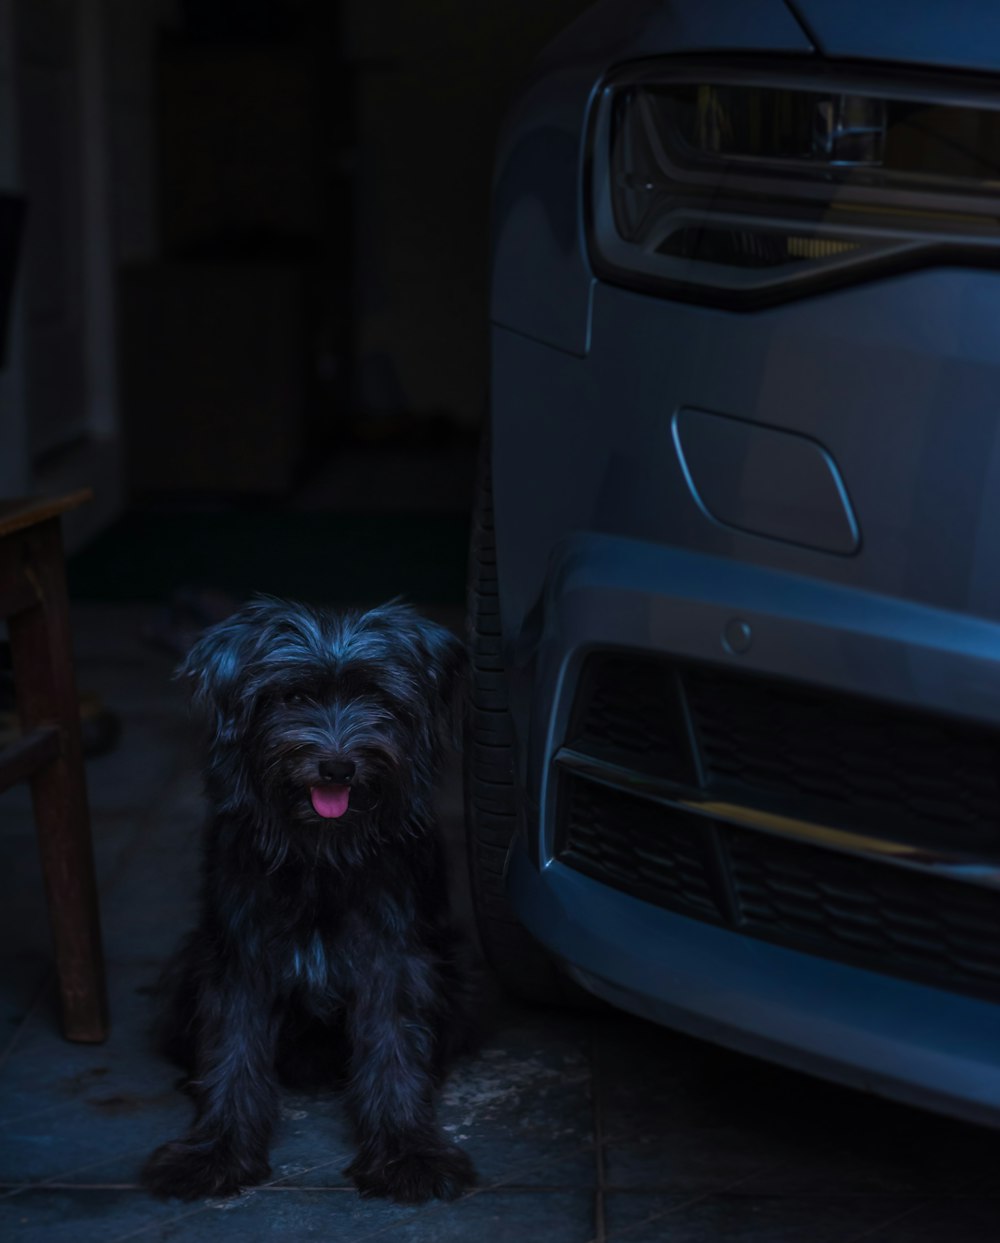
[285,691,306,705]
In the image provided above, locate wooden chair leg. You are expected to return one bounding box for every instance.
[8,518,109,1042]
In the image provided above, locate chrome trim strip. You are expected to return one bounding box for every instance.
[555,745,1000,893]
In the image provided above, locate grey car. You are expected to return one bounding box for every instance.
[465,0,1000,1129]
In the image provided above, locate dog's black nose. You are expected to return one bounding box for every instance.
[319,758,355,785]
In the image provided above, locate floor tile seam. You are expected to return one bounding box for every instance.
[0,1150,150,1203]
[102,1143,593,1243]
[4,1180,996,1198]
[4,1178,986,1200]
[0,1121,697,1209]
[57,1131,604,1242]
[132,1127,605,1243]
[333,1137,612,1243]
[0,1141,366,1216]
[591,1158,801,1243]
[0,1182,143,1193]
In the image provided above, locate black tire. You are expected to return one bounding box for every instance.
[464,428,592,1006]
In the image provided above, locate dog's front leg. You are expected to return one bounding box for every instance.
[344,949,475,1203]
[142,968,280,1200]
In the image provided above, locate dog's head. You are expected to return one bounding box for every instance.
[178,597,465,828]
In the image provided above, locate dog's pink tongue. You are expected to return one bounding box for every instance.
[310,784,351,819]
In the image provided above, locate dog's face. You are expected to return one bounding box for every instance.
[178,599,464,829]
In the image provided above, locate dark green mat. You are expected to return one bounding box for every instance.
[68,511,470,604]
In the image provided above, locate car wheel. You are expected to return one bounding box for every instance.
[465,426,594,1006]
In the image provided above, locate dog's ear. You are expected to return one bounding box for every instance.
[373,604,467,751]
[412,615,468,751]
[175,610,261,746]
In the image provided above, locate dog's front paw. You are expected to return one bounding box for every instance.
[347,1142,476,1204]
[141,1137,271,1201]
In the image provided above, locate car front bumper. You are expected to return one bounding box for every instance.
[508,833,1000,1129]
[504,532,1000,1128]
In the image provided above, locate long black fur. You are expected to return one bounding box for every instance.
[141,598,477,1204]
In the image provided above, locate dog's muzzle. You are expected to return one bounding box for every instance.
[310,758,356,820]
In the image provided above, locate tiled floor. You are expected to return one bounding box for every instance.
[2,605,1000,1242]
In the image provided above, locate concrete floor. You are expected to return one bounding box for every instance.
[2,604,1000,1242]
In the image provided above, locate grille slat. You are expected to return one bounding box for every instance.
[570,654,693,783]
[558,775,723,923]
[556,652,1000,1003]
[727,827,1000,994]
[684,665,1000,853]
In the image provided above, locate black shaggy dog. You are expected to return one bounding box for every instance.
[141,598,477,1204]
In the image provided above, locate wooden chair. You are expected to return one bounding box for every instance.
[0,490,108,1042]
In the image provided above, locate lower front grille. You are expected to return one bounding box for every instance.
[684,664,1000,853]
[559,774,724,925]
[555,651,1000,1002]
[727,828,1000,995]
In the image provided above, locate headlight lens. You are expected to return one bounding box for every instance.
[589,64,1000,304]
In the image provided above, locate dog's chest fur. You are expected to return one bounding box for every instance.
[276,895,416,1006]
[214,833,434,1011]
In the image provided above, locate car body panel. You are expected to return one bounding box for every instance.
[493,266,1000,673]
[793,0,1000,74]
[487,0,1000,1127]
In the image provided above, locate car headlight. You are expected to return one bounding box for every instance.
[588,61,1000,306]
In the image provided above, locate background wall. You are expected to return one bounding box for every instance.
[346,0,592,426]
[0,0,596,544]
[0,0,178,544]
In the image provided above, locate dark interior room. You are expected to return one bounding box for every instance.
[3,1,1000,1240]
